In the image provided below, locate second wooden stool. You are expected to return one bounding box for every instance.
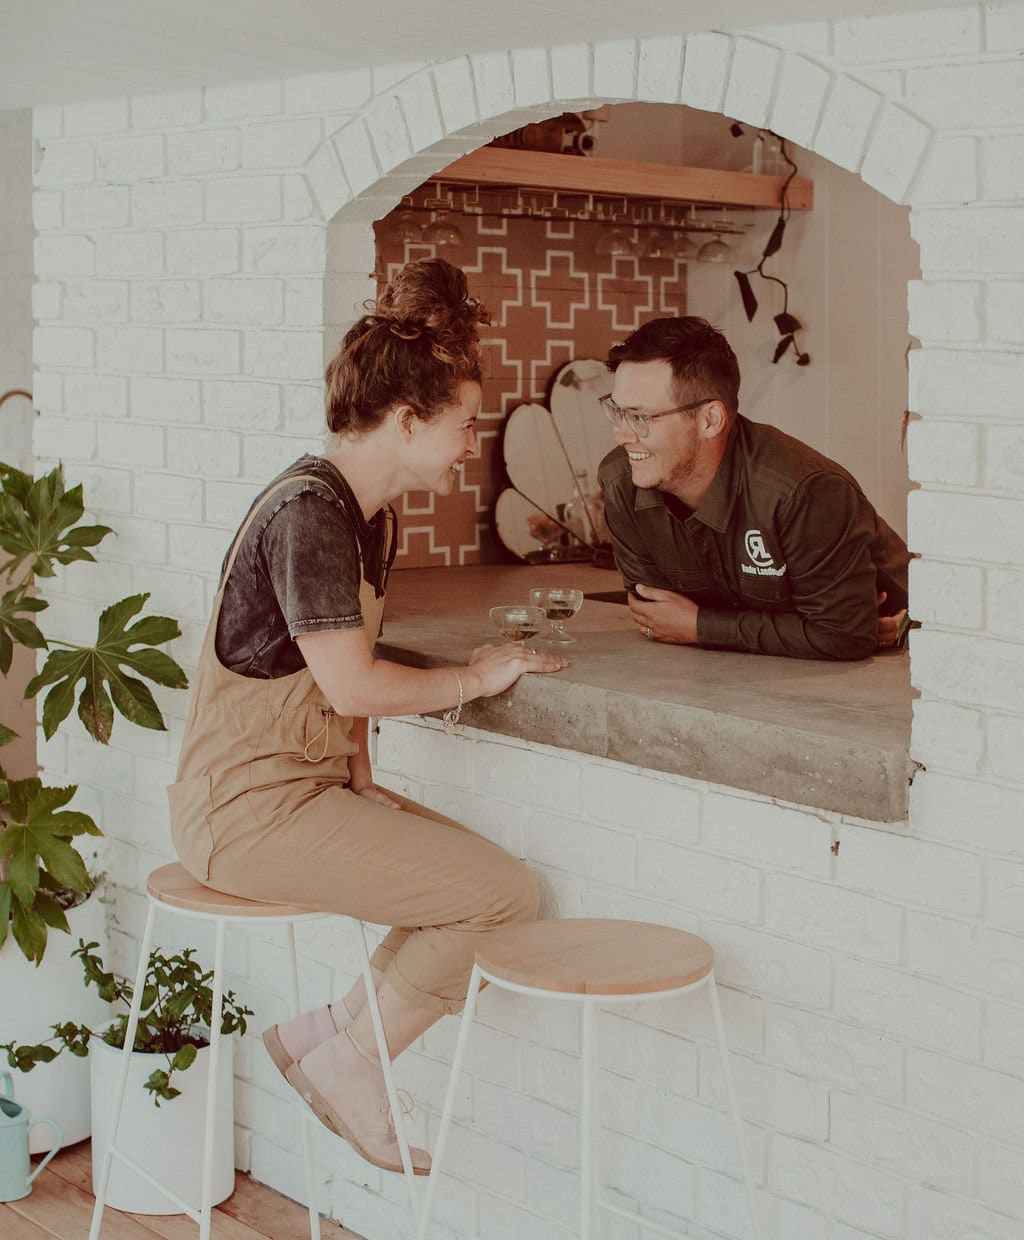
[416,918,759,1240]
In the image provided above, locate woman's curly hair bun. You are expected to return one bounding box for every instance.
[326,258,492,435]
[373,258,491,364]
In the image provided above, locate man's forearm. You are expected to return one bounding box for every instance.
[697,605,877,661]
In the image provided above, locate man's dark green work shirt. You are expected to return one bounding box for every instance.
[598,416,910,661]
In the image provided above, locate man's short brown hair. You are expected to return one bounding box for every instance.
[608,317,740,415]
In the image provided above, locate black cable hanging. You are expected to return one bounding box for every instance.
[733,132,810,367]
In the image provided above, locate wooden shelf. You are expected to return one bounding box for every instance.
[440,147,813,211]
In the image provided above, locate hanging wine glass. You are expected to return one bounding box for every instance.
[672,231,698,260]
[640,228,672,259]
[698,234,732,263]
[595,225,638,257]
[393,209,424,242]
[422,210,463,248]
[594,196,638,257]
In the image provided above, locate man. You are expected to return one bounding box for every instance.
[597,317,909,660]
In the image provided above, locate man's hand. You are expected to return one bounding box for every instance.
[628,583,700,645]
[876,592,907,650]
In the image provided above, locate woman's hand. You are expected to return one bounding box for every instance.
[354,783,401,809]
[466,642,569,699]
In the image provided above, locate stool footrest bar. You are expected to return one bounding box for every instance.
[110,1146,201,1220]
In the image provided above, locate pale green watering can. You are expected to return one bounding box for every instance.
[0,1070,62,1202]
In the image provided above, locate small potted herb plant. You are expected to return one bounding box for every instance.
[2,938,252,1213]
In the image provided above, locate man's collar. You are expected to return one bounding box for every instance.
[631,420,741,532]
[693,424,739,532]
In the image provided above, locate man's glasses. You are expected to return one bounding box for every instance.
[599,394,716,439]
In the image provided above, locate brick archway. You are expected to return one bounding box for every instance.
[302,33,937,227]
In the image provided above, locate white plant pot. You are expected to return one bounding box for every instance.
[89,1022,235,1214]
[0,892,110,1153]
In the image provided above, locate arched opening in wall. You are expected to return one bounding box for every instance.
[321,94,919,824]
[326,101,918,575]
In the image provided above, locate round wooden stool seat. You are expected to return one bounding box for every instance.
[146,861,318,920]
[474,918,714,996]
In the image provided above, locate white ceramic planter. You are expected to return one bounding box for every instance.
[0,892,110,1153]
[89,1023,235,1214]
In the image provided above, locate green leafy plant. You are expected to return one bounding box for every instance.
[0,451,188,963]
[0,940,252,1105]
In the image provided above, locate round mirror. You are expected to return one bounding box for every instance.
[502,401,576,518]
[494,488,563,562]
[548,358,614,485]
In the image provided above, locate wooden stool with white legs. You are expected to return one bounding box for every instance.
[417,919,759,1240]
[89,862,422,1240]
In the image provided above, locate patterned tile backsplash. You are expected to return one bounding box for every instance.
[374,198,688,569]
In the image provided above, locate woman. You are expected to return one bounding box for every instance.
[167,258,567,1176]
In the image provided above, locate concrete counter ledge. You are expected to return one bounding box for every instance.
[379,564,915,823]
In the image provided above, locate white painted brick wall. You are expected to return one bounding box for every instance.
[26,9,1024,1239]
[0,109,34,473]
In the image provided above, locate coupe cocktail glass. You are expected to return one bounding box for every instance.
[489,604,546,646]
[529,587,584,644]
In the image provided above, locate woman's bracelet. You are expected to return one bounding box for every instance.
[442,670,464,735]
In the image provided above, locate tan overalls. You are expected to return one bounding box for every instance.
[167,475,538,1013]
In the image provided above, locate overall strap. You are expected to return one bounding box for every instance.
[219,473,323,587]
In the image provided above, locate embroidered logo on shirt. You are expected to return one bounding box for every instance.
[742,529,787,577]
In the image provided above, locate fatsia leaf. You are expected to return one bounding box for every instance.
[62,526,111,548]
[32,891,71,934]
[25,782,79,815]
[11,898,48,965]
[773,335,795,364]
[763,217,786,259]
[40,673,78,738]
[26,648,85,696]
[0,463,112,583]
[28,593,188,743]
[0,883,11,951]
[77,677,115,745]
[0,780,97,951]
[734,271,758,322]
[0,587,47,675]
[774,312,802,335]
[108,672,164,731]
[119,647,190,689]
[3,777,41,823]
[0,463,33,506]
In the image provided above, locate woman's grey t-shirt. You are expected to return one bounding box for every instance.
[215,455,396,679]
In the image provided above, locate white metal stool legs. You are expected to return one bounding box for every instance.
[89,902,158,1240]
[197,919,226,1240]
[89,904,329,1239]
[357,921,421,1220]
[415,963,484,1240]
[287,923,322,1240]
[580,999,596,1240]
[709,972,759,1232]
[416,966,759,1240]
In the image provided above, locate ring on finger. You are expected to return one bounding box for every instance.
[640,626,653,640]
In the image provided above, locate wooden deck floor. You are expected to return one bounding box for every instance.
[1,1142,363,1239]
